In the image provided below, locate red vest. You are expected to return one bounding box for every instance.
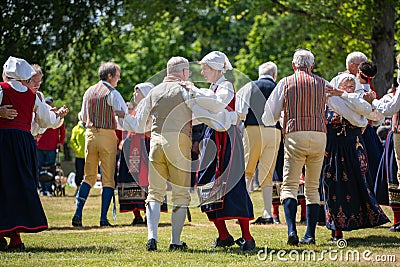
[0,82,35,132]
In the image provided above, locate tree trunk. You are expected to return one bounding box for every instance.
[371,0,395,97]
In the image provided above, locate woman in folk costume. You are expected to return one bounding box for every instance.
[375,130,400,232]
[191,51,255,252]
[117,82,167,225]
[323,73,389,242]
[357,62,384,190]
[370,56,400,232]
[0,56,69,251]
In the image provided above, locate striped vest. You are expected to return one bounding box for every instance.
[86,82,116,129]
[283,69,327,134]
[0,82,35,132]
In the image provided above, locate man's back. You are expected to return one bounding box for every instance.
[282,70,326,134]
[245,77,277,126]
[149,81,192,136]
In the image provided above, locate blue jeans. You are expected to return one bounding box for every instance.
[38,149,56,193]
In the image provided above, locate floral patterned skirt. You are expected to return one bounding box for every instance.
[322,126,390,231]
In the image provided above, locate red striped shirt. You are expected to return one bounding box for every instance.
[283,69,327,134]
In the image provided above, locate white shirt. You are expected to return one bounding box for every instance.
[31,91,64,136]
[80,80,127,127]
[326,92,372,127]
[122,84,238,133]
[0,80,63,130]
[371,89,400,116]
[236,74,275,121]
[261,77,334,127]
[188,75,235,113]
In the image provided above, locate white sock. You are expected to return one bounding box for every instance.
[262,186,273,218]
[245,177,253,193]
[146,201,161,241]
[171,206,187,245]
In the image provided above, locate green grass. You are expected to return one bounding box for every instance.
[1,187,399,266]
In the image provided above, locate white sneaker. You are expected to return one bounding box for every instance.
[46,191,52,197]
[40,192,44,197]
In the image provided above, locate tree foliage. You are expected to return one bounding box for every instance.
[1,0,400,137]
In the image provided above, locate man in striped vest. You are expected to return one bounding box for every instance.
[72,62,127,227]
[262,49,328,245]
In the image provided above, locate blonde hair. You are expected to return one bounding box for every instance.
[31,64,43,76]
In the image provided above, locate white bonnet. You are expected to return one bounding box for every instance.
[200,51,233,73]
[135,82,154,97]
[331,73,363,93]
[3,56,36,80]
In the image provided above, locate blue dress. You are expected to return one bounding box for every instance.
[322,108,389,231]
[374,131,400,207]
[362,124,383,191]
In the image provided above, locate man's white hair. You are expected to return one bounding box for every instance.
[292,49,314,68]
[345,51,367,70]
[167,56,189,74]
[258,62,277,77]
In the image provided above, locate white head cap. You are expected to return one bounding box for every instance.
[135,82,154,97]
[3,56,36,80]
[200,51,233,73]
[331,73,363,93]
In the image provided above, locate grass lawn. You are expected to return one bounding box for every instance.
[1,187,399,267]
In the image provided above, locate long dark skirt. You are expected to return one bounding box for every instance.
[374,131,400,207]
[197,125,253,221]
[323,126,389,231]
[362,124,384,191]
[0,129,48,234]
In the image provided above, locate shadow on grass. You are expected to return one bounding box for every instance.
[11,246,118,253]
[345,235,400,248]
[47,222,173,231]
[163,247,259,256]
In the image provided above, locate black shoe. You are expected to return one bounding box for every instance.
[72,215,82,227]
[100,220,114,227]
[8,243,25,252]
[235,237,256,252]
[211,235,235,248]
[131,217,145,226]
[169,242,188,251]
[287,232,299,246]
[0,238,7,251]
[273,217,281,224]
[251,216,273,225]
[389,222,400,232]
[299,237,316,245]
[146,238,157,251]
